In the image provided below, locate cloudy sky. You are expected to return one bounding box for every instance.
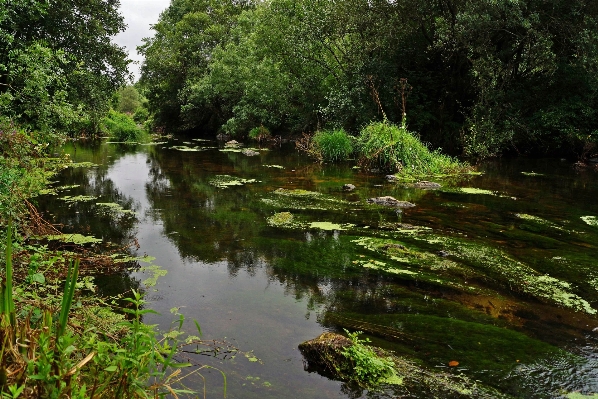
[114,0,171,81]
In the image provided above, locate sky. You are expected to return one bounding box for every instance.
[113,0,171,82]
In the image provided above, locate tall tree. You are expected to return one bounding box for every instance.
[0,0,129,135]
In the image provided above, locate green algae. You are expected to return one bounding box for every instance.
[309,221,355,231]
[273,188,321,197]
[208,175,259,189]
[43,234,103,244]
[267,212,294,227]
[516,213,566,231]
[60,195,98,203]
[328,311,562,376]
[581,216,598,227]
[263,164,285,169]
[415,234,596,314]
[455,187,496,195]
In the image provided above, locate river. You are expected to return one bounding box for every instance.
[39,138,598,398]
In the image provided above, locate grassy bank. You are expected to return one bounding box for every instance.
[0,120,213,398]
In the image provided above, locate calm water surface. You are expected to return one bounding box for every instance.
[40,139,598,398]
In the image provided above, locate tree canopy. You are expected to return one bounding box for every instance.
[0,0,130,137]
[139,0,598,158]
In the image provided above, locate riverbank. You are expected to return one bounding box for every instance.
[0,124,211,397]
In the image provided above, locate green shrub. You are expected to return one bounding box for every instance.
[102,110,143,142]
[356,121,469,177]
[133,107,150,124]
[311,128,354,162]
[248,125,271,141]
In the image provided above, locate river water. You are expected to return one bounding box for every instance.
[39,138,598,398]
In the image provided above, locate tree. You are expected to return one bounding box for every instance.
[0,0,130,136]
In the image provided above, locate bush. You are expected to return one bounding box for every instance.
[133,107,150,124]
[311,129,354,162]
[248,125,271,141]
[356,121,469,177]
[102,110,143,142]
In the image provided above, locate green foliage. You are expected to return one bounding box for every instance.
[115,86,142,114]
[140,0,598,158]
[1,237,212,398]
[355,121,469,177]
[311,129,354,162]
[248,125,271,141]
[102,111,143,142]
[0,119,59,224]
[0,0,129,137]
[341,330,397,387]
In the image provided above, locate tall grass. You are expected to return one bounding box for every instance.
[311,128,354,162]
[1,229,220,398]
[355,121,469,177]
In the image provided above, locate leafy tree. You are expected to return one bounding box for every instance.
[0,0,129,136]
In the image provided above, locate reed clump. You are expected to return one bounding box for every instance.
[355,121,470,177]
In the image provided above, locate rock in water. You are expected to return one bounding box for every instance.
[343,184,356,191]
[241,148,259,156]
[367,196,416,208]
[298,332,352,375]
[412,181,441,189]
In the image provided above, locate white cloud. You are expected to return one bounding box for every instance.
[113,0,171,82]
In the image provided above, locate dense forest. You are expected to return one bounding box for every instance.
[139,0,598,159]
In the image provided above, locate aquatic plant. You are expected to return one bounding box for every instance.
[267,212,294,227]
[355,121,469,176]
[341,330,398,386]
[208,175,259,189]
[311,129,354,162]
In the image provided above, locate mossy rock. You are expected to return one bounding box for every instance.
[299,332,512,398]
[299,332,353,377]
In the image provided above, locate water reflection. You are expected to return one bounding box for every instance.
[40,140,598,398]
